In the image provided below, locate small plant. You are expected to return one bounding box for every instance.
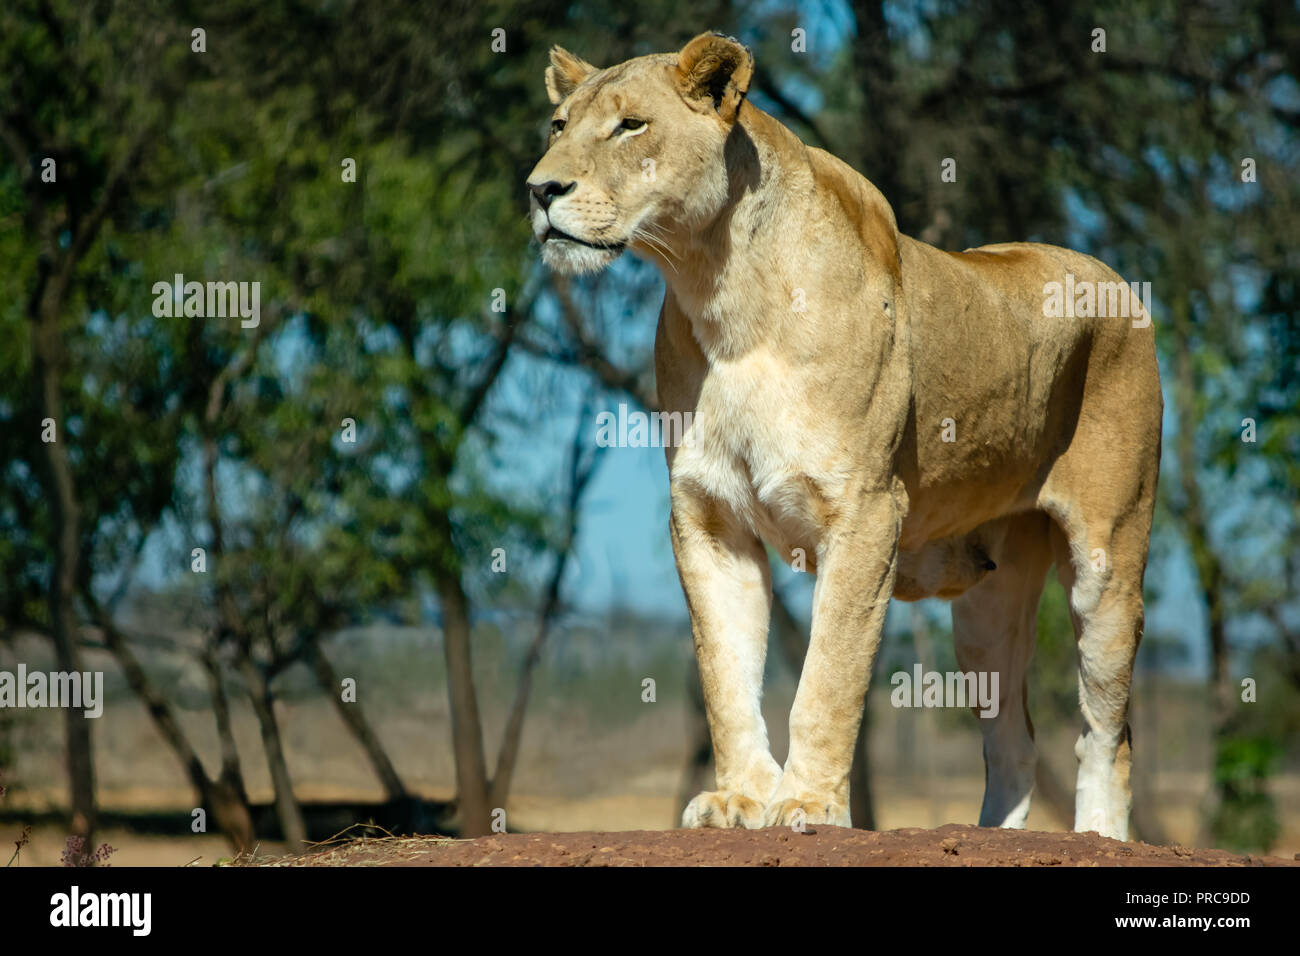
[61,834,116,867]
[0,770,30,867]
[7,824,31,867]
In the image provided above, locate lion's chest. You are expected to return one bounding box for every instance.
[669,354,848,565]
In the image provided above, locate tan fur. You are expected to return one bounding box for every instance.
[527,33,1162,839]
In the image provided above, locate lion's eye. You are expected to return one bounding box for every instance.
[619,117,646,132]
[550,119,566,136]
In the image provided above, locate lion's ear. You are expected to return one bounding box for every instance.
[676,32,753,122]
[546,46,597,104]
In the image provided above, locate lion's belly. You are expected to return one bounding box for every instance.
[895,238,1096,548]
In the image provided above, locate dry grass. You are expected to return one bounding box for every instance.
[228,822,460,867]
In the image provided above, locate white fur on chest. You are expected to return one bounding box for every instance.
[670,350,848,559]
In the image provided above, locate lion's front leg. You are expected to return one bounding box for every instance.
[671,498,782,829]
[763,492,903,829]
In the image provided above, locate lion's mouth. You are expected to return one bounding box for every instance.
[542,226,626,252]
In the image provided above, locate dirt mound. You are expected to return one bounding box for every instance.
[236,823,1297,867]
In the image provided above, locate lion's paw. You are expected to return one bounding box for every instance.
[681,790,766,829]
[760,797,849,829]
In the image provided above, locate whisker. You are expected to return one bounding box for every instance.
[631,226,680,273]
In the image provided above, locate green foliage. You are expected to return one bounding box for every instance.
[1210,736,1281,852]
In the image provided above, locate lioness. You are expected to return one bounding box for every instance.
[527,32,1161,841]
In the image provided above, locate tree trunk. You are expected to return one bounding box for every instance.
[436,572,492,836]
[31,298,96,845]
[203,644,256,849]
[307,639,407,802]
[1171,292,1236,844]
[489,588,555,812]
[206,776,256,852]
[92,613,254,849]
[203,641,249,803]
[236,656,307,847]
[490,407,596,813]
[851,0,904,207]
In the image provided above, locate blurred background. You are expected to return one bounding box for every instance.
[1,0,1297,864]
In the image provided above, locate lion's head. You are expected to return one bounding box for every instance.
[526,32,754,275]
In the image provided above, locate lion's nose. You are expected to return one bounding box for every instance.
[528,179,576,210]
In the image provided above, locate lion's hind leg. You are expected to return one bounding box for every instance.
[1039,439,1157,842]
[951,512,1054,829]
[1046,506,1151,842]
